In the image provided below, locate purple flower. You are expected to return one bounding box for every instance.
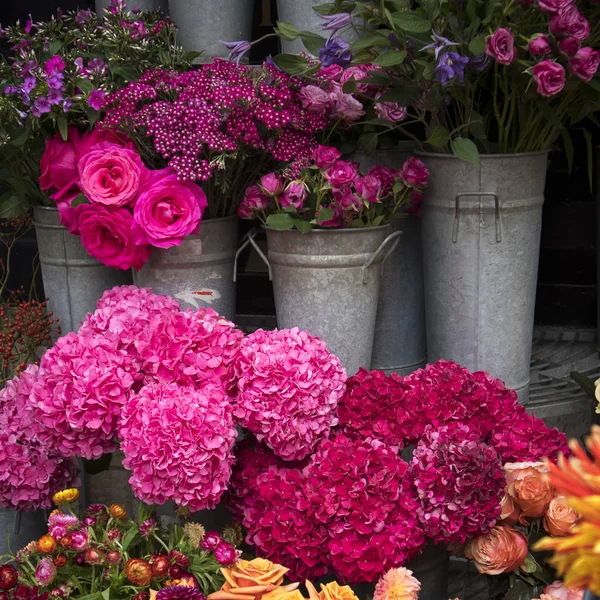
[47,75,64,90]
[0,24,7,39]
[24,14,33,34]
[18,90,30,105]
[200,531,222,551]
[56,8,63,19]
[318,37,352,67]
[88,58,108,75]
[75,9,93,25]
[139,518,157,539]
[319,12,353,32]
[22,75,36,94]
[219,40,251,65]
[3,86,17,95]
[32,96,51,117]
[88,89,106,111]
[214,542,237,566]
[109,0,126,13]
[156,587,206,600]
[435,52,469,84]
[422,31,458,60]
[469,53,491,71]
[21,60,37,76]
[47,88,63,105]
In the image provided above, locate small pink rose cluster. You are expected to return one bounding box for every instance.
[39,126,208,271]
[238,147,429,228]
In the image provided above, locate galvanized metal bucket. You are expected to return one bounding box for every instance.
[235,226,401,376]
[133,216,239,321]
[33,206,132,334]
[168,0,254,59]
[419,151,548,404]
[353,146,427,376]
[0,509,47,555]
[95,0,168,12]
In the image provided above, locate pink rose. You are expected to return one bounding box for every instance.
[313,145,341,169]
[260,173,284,196]
[538,0,574,12]
[407,189,424,215]
[340,65,372,93]
[76,204,150,271]
[559,36,581,56]
[568,14,590,41]
[280,181,306,210]
[333,187,361,212]
[79,128,135,156]
[319,64,344,81]
[317,205,343,227]
[298,84,332,113]
[549,5,580,35]
[531,60,566,96]
[39,126,81,202]
[375,93,408,123]
[132,169,207,249]
[485,28,517,65]
[569,46,600,82]
[529,35,552,56]
[331,90,365,121]
[543,581,584,600]
[354,174,383,203]
[237,184,270,219]
[325,160,359,189]
[78,142,147,207]
[401,157,430,187]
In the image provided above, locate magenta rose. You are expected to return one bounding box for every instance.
[375,93,408,123]
[529,35,552,56]
[331,90,365,121]
[260,173,284,196]
[333,187,361,212]
[132,169,208,248]
[78,128,135,156]
[485,28,517,65]
[78,142,147,207]
[76,204,150,271]
[39,126,81,202]
[325,160,359,189]
[237,184,270,219]
[531,60,566,96]
[560,36,581,56]
[354,174,383,203]
[401,157,430,188]
[407,189,424,215]
[280,181,306,210]
[298,85,332,113]
[549,5,581,35]
[568,14,590,41]
[538,0,574,12]
[340,65,372,93]
[318,64,344,81]
[569,47,600,82]
[313,145,341,169]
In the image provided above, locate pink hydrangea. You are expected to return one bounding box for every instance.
[233,328,347,461]
[28,332,137,459]
[118,381,237,511]
[410,423,504,544]
[135,308,243,391]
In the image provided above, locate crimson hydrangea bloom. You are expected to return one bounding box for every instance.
[118,381,237,511]
[28,332,137,459]
[136,308,243,391]
[410,423,504,545]
[233,328,347,461]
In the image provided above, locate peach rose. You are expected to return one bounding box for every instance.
[504,462,549,485]
[507,467,554,521]
[465,525,529,575]
[500,493,521,526]
[543,581,585,600]
[543,496,580,536]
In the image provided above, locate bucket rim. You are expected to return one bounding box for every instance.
[262,224,392,234]
[416,149,551,159]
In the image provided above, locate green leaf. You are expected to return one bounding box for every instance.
[0,195,27,218]
[376,87,421,105]
[86,108,99,129]
[468,34,486,55]
[317,207,334,224]
[560,129,574,172]
[101,589,110,600]
[427,125,449,148]
[371,215,385,226]
[358,132,379,154]
[469,111,487,140]
[570,371,597,398]
[49,40,62,55]
[57,114,69,142]
[299,31,327,55]
[390,11,431,33]
[294,219,313,233]
[75,78,94,94]
[121,526,139,553]
[275,21,300,41]
[272,53,311,75]
[374,50,407,67]
[266,212,296,230]
[342,77,358,94]
[450,137,480,165]
[349,37,387,52]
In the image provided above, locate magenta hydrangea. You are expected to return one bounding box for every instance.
[135,308,243,391]
[28,331,137,459]
[118,381,237,511]
[410,423,505,545]
[233,328,347,461]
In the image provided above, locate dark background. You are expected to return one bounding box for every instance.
[1,0,598,328]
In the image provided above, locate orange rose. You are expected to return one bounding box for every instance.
[465,525,529,575]
[499,493,521,526]
[542,496,580,537]
[317,582,359,600]
[508,467,554,521]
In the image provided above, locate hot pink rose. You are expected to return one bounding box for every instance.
[569,47,600,82]
[78,128,135,156]
[331,90,365,121]
[354,174,383,203]
[401,157,430,187]
[260,173,284,196]
[559,37,581,56]
[549,5,581,35]
[78,142,147,207]
[538,0,575,12]
[280,181,306,210]
[543,581,584,600]
[298,85,332,113]
[313,145,341,169]
[237,184,270,219]
[568,14,590,41]
[325,160,359,189]
[333,187,361,212]
[76,204,150,271]
[340,65,372,93]
[485,28,517,65]
[529,35,552,56]
[39,126,81,202]
[319,64,344,81]
[531,60,566,96]
[132,169,207,248]
[375,93,408,122]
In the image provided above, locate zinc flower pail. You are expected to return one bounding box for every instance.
[133,216,239,321]
[0,509,47,556]
[419,151,549,404]
[95,0,168,12]
[353,146,426,376]
[33,206,132,334]
[236,226,401,376]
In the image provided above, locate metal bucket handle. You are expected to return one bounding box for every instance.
[453,192,501,243]
[361,230,403,284]
[233,228,272,282]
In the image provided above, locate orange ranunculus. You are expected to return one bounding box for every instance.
[465,525,529,576]
[508,467,554,522]
[499,493,521,526]
[543,496,581,537]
